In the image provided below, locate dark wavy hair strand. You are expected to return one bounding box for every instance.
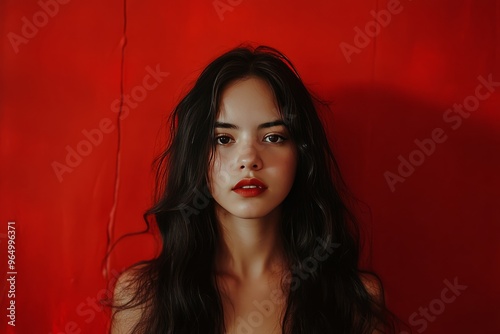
[111,45,400,334]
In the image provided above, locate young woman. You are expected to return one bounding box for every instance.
[111,45,398,333]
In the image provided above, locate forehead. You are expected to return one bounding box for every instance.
[217,76,281,122]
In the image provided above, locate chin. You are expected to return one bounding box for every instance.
[229,208,273,220]
[227,202,283,220]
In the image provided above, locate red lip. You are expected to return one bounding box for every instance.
[232,178,268,197]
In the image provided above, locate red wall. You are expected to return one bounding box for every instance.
[1,0,499,333]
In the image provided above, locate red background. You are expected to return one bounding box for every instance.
[1,0,499,333]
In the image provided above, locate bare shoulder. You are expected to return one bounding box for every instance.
[360,273,388,333]
[110,267,147,334]
[360,272,385,305]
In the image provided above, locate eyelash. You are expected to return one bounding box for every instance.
[263,134,287,143]
[215,134,287,145]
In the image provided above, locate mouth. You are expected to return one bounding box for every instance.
[232,178,267,197]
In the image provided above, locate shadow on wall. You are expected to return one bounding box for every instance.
[98,81,500,334]
[321,82,500,333]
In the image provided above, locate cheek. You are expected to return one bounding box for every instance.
[208,153,230,194]
[266,149,298,185]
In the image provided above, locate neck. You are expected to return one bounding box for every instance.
[215,205,286,281]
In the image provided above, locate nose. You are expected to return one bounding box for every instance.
[237,144,263,171]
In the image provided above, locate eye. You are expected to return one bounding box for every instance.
[215,135,233,145]
[264,134,286,143]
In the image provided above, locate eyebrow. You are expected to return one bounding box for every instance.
[214,120,287,130]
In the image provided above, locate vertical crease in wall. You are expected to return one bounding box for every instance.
[103,0,128,280]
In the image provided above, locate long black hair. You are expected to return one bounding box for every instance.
[111,45,399,333]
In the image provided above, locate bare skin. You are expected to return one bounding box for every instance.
[214,205,289,334]
[209,77,297,333]
[111,77,384,333]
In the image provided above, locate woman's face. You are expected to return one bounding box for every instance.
[208,76,298,220]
